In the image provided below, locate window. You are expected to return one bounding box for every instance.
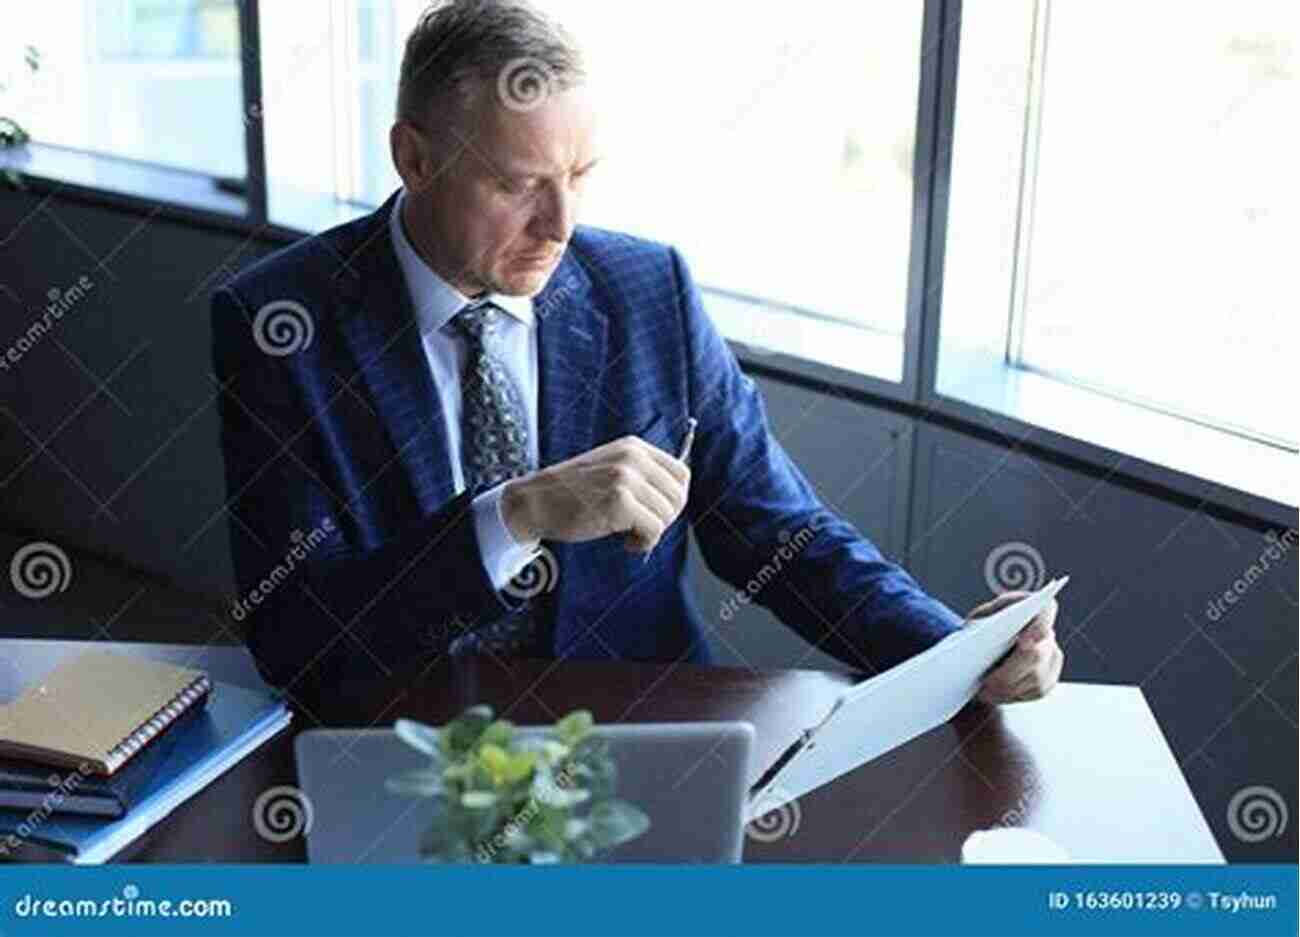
[260,0,928,383]
[939,0,1298,453]
[20,0,245,181]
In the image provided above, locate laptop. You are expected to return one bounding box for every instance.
[295,722,754,864]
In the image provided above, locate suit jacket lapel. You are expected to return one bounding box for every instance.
[335,195,457,514]
[535,249,609,472]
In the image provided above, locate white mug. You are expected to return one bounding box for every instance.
[961,827,1071,864]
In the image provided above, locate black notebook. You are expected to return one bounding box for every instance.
[0,701,207,818]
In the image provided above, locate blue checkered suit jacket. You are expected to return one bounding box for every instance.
[212,193,962,692]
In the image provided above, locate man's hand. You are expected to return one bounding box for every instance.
[965,591,1064,704]
[500,436,690,553]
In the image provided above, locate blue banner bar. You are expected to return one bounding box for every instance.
[2,865,1296,936]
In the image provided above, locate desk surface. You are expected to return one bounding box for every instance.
[1,640,1224,863]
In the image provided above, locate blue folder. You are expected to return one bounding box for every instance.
[0,679,291,863]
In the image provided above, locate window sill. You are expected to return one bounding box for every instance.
[2,142,248,218]
[269,185,370,237]
[706,290,905,390]
[935,347,1297,524]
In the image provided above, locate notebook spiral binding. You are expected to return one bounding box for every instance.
[102,674,213,773]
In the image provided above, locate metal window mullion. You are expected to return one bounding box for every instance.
[1004,0,1052,366]
[909,0,963,404]
[902,0,963,565]
[328,0,362,205]
[238,0,268,223]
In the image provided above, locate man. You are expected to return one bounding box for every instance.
[213,0,1062,704]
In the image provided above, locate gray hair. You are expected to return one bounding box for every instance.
[396,0,586,127]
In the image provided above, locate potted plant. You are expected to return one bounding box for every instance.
[387,705,650,863]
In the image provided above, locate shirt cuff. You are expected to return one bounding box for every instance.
[471,483,542,592]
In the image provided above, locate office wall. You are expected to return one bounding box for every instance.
[2,188,1295,861]
[0,189,273,599]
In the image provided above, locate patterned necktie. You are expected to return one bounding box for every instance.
[447,299,539,657]
[451,300,533,490]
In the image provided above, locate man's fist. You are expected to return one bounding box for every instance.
[965,590,1064,704]
[500,436,691,553]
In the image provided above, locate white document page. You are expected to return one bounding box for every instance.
[749,577,1069,820]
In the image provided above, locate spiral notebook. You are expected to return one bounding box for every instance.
[0,649,211,777]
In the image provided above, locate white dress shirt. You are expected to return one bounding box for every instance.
[388,190,541,590]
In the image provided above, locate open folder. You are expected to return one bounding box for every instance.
[748,577,1069,820]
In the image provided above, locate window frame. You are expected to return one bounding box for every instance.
[3,0,1292,530]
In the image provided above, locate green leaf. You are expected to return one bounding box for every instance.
[532,765,590,808]
[503,750,538,785]
[480,719,515,748]
[564,742,617,800]
[441,705,495,757]
[539,740,569,765]
[479,743,509,775]
[384,768,444,798]
[394,718,443,759]
[461,790,498,809]
[529,804,568,851]
[587,800,650,850]
[554,709,593,744]
[442,761,473,784]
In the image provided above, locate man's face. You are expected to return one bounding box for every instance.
[398,84,600,298]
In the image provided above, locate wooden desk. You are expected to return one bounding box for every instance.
[0,640,1224,863]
